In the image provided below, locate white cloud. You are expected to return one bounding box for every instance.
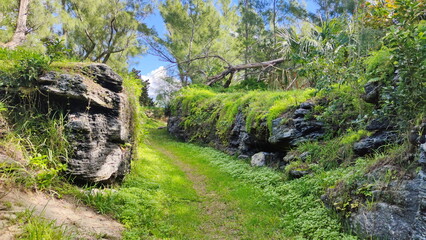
[141,66,181,104]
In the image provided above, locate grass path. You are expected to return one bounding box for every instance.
[85,122,355,239]
[152,142,245,239]
[142,127,285,239]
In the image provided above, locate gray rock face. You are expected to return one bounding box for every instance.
[362,81,381,104]
[82,63,124,92]
[351,176,426,240]
[366,118,392,131]
[168,101,323,160]
[38,63,132,183]
[251,152,270,167]
[350,130,426,239]
[268,103,324,148]
[353,131,399,156]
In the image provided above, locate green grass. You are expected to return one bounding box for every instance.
[17,210,73,240]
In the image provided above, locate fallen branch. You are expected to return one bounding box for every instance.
[206,57,285,86]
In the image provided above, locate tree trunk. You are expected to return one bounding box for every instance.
[1,0,31,49]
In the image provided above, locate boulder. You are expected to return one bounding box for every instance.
[251,152,272,167]
[362,81,381,105]
[250,152,283,168]
[38,64,132,183]
[366,118,393,131]
[353,131,399,156]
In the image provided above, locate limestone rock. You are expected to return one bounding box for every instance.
[82,63,123,92]
[38,64,132,183]
[250,152,283,168]
[251,152,271,167]
[350,177,426,240]
[353,131,399,156]
[39,72,118,110]
[366,118,393,131]
[362,81,381,104]
[269,103,324,148]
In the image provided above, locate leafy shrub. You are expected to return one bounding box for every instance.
[42,37,72,63]
[316,84,373,137]
[362,1,426,130]
[364,47,394,81]
[0,48,50,87]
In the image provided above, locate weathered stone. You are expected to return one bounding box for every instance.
[268,118,302,147]
[82,63,123,92]
[350,177,426,240]
[362,81,381,104]
[289,169,309,179]
[37,65,132,183]
[251,152,272,167]
[293,108,310,118]
[300,102,314,109]
[269,115,324,148]
[366,118,392,131]
[353,131,399,156]
[39,72,118,110]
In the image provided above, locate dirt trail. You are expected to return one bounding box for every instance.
[152,143,244,240]
[0,188,123,240]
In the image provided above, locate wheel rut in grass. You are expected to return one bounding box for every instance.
[151,141,244,239]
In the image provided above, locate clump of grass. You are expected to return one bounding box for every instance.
[0,98,70,191]
[17,209,73,240]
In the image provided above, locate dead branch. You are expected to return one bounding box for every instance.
[206,57,285,86]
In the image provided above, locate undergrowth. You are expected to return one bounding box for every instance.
[0,98,70,191]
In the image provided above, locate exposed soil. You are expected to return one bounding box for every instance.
[0,187,124,240]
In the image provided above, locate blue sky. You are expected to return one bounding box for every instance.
[130,0,319,76]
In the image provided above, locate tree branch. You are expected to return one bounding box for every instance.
[206,57,285,86]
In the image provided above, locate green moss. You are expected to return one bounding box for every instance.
[339,129,370,145]
[171,86,315,141]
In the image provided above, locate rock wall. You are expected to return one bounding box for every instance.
[37,64,132,183]
[168,100,324,167]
